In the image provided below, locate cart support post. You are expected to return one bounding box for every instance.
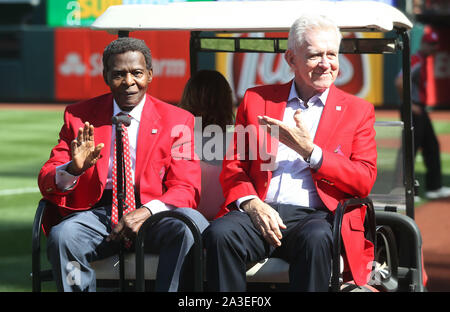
[399,29,415,220]
[190,31,200,75]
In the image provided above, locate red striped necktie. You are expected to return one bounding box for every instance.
[111,115,136,226]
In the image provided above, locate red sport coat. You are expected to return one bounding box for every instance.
[38,93,200,234]
[218,81,377,286]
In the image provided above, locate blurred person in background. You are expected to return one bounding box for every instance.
[395,30,450,200]
[179,69,235,220]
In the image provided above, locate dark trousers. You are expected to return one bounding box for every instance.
[47,190,209,291]
[413,107,442,191]
[203,204,333,292]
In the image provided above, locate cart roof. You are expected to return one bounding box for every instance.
[91,0,412,34]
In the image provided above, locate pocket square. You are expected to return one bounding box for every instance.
[334,144,344,156]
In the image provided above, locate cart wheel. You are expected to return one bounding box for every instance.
[370,225,399,292]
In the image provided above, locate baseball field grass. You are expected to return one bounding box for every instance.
[0,109,63,291]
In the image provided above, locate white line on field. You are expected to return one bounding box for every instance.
[0,187,40,196]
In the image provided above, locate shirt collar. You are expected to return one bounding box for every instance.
[113,94,146,122]
[287,81,330,107]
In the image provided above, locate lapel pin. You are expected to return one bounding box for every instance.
[334,145,341,153]
[152,129,158,134]
[336,106,342,111]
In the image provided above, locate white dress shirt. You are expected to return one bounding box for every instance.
[55,95,174,215]
[237,82,328,209]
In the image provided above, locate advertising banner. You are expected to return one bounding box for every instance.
[47,0,122,27]
[54,28,191,103]
[215,32,384,106]
[47,0,202,27]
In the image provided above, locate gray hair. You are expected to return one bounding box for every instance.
[287,14,342,53]
[103,37,152,72]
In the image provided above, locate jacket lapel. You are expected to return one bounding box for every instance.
[135,94,161,186]
[93,94,114,190]
[263,81,292,160]
[314,84,347,149]
[264,80,291,120]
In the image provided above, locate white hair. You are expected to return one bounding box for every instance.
[287,14,342,53]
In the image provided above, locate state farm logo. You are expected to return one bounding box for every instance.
[58,52,186,78]
[58,52,103,77]
[59,53,85,76]
[227,33,370,101]
[153,59,186,77]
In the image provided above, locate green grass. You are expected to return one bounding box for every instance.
[374,115,450,200]
[415,152,450,199]
[0,109,63,292]
[433,120,450,134]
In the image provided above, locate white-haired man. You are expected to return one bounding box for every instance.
[203,14,377,291]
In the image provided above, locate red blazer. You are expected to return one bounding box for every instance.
[218,82,377,286]
[38,93,201,234]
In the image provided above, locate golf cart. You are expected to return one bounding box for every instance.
[32,0,425,292]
